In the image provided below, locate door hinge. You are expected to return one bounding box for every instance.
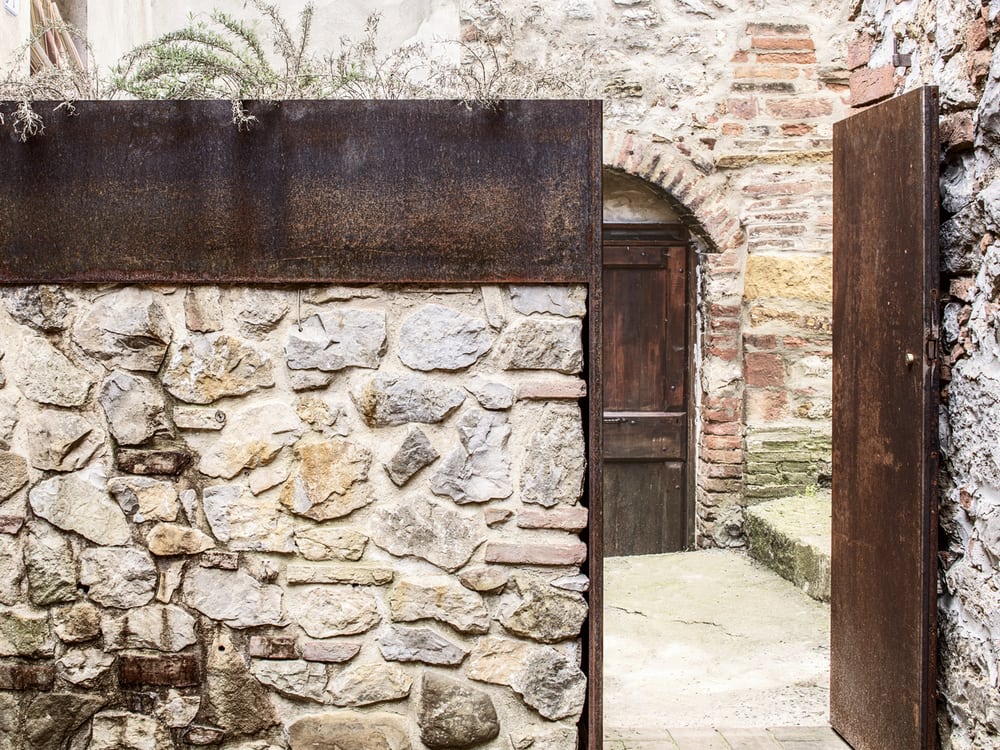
[926,336,939,363]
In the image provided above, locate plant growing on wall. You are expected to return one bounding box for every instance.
[0,0,582,139]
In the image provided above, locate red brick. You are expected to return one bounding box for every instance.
[703,421,741,436]
[847,36,874,70]
[731,50,750,63]
[850,66,895,107]
[120,653,200,688]
[707,463,744,479]
[734,64,800,80]
[700,478,743,493]
[710,303,741,318]
[727,97,758,119]
[746,390,790,422]
[708,346,740,361]
[484,542,587,566]
[0,661,55,690]
[703,435,742,450]
[765,97,834,119]
[744,352,785,387]
[756,51,817,64]
[751,36,816,51]
[743,334,777,350]
[781,123,815,136]
[721,123,745,135]
[516,506,589,532]
[704,395,741,411]
[702,449,744,464]
[743,181,813,198]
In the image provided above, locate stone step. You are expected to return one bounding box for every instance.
[744,491,831,603]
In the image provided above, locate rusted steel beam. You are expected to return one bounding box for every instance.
[0,99,601,284]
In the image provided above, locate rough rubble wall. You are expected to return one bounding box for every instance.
[850,1,1000,747]
[0,283,589,750]
[461,0,849,543]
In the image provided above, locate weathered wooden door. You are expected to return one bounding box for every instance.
[602,224,692,556]
[832,86,940,750]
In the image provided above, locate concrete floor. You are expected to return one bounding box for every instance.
[604,550,848,749]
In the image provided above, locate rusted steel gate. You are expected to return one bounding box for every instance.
[0,99,605,749]
[832,86,940,750]
[602,223,693,555]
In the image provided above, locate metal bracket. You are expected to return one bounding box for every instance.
[893,38,912,68]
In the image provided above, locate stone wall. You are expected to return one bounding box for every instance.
[0,283,589,750]
[849,1,1000,747]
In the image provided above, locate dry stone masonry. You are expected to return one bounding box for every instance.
[851,1,1000,746]
[0,283,589,750]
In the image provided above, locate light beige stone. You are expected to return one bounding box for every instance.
[286,585,381,638]
[182,567,285,629]
[193,400,302,479]
[101,603,197,651]
[75,289,172,372]
[52,601,101,643]
[326,662,413,707]
[280,439,374,521]
[162,333,274,404]
[288,711,412,750]
[79,547,157,609]
[56,647,115,687]
[108,476,179,523]
[146,523,215,556]
[14,336,93,407]
[286,563,393,586]
[28,467,131,546]
[89,711,173,750]
[25,411,103,472]
[294,526,368,561]
[743,254,833,303]
[201,484,293,553]
[387,577,490,634]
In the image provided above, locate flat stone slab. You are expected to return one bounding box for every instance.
[745,491,831,602]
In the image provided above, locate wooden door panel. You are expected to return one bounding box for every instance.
[604,461,685,556]
[603,413,685,461]
[831,86,940,750]
[602,228,691,555]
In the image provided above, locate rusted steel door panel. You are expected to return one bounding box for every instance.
[0,99,601,284]
[602,226,691,556]
[832,86,940,750]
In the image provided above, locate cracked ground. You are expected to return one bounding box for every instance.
[603,549,831,741]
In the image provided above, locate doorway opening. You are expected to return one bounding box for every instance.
[600,168,839,748]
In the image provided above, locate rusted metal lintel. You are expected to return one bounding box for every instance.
[0,99,601,284]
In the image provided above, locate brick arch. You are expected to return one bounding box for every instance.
[603,128,745,253]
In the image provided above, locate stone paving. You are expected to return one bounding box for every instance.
[604,550,845,749]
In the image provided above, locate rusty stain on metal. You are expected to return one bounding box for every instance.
[832,86,939,750]
[0,99,601,284]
